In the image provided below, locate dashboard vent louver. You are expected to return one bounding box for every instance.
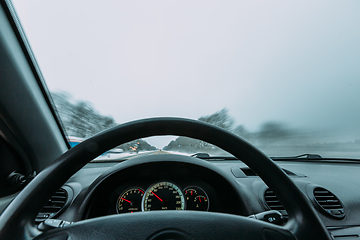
[35,187,69,223]
[313,187,345,219]
[264,189,288,221]
[264,189,285,211]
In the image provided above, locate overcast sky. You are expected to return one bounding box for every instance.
[12,0,360,148]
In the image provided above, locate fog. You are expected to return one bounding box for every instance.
[12,0,360,154]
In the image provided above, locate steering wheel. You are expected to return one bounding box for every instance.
[0,118,331,240]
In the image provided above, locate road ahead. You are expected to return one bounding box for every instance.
[93,149,171,162]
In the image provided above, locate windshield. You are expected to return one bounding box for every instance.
[11,0,360,159]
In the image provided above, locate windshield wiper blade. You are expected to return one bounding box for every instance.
[271,154,360,163]
[192,153,324,161]
[191,153,238,161]
[191,152,360,163]
[271,154,322,160]
[191,153,211,158]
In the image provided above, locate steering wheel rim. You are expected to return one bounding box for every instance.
[0,117,331,240]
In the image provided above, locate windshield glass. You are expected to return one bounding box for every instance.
[11,0,360,159]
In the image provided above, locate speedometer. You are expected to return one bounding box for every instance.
[142,181,185,211]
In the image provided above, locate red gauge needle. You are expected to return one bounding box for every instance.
[198,197,201,203]
[151,191,163,202]
[121,198,132,203]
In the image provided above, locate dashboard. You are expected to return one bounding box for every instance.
[46,152,360,239]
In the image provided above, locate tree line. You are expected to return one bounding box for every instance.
[52,92,360,155]
[163,108,294,153]
[51,92,156,152]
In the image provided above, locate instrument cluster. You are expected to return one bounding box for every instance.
[116,181,210,214]
[84,159,243,219]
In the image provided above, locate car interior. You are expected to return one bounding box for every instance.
[1,1,360,239]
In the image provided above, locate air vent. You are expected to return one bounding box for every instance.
[35,187,72,223]
[313,187,345,219]
[264,189,285,210]
[264,189,288,221]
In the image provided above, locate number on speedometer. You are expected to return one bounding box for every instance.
[142,181,185,211]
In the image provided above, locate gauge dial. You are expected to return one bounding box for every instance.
[193,195,209,211]
[184,186,209,211]
[117,188,145,213]
[142,182,185,211]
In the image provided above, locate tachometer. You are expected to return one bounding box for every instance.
[142,181,185,211]
[117,187,145,213]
